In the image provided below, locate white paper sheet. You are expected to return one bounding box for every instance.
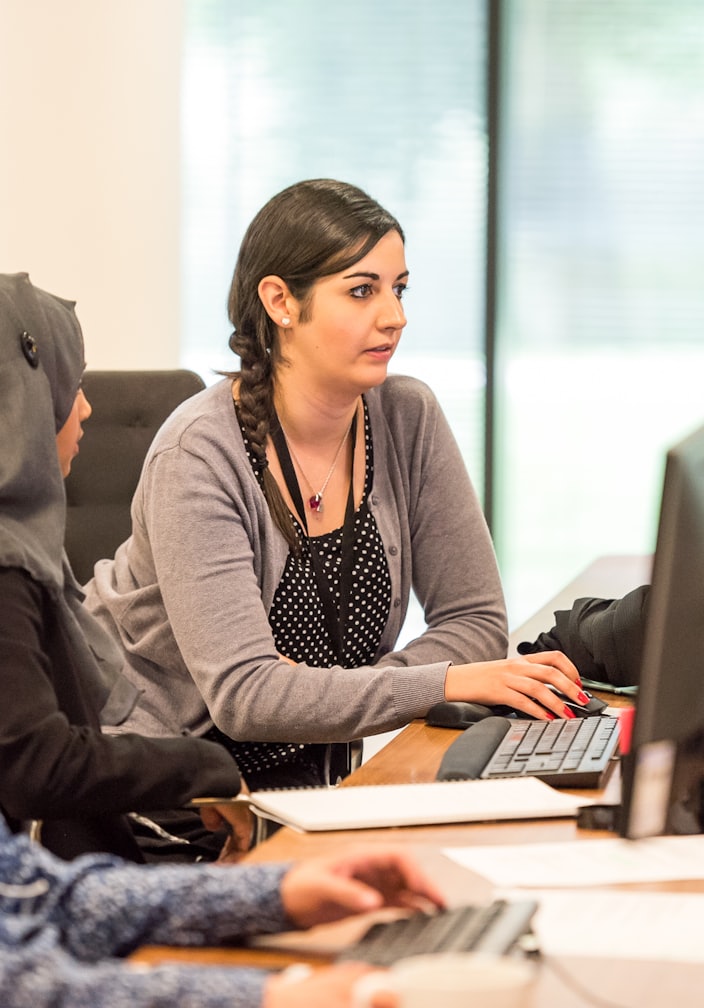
[444,834,704,888]
[508,887,704,962]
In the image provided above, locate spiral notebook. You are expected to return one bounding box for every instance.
[192,777,591,832]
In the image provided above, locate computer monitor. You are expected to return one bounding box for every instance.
[620,422,704,839]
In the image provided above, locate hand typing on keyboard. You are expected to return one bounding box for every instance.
[279,845,445,929]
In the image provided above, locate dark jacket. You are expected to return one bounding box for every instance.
[517,585,649,687]
[0,567,241,861]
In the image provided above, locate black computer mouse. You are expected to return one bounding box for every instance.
[557,688,608,717]
[495,687,608,720]
[425,700,495,728]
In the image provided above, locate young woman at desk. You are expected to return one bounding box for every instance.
[84,179,586,802]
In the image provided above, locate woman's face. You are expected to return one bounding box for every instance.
[56,387,92,477]
[281,228,408,400]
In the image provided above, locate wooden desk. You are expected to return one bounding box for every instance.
[136,557,704,1004]
[136,715,704,1006]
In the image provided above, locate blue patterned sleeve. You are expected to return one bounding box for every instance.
[0,826,293,1008]
[2,947,271,1008]
[57,860,290,958]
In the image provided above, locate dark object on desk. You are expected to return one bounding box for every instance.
[337,899,538,967]
[425,700,495,727]
[436,714,620,788]
[567,690,608,717]
[577,803,622,831]
[517,585,649,688]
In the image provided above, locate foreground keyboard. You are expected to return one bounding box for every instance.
[337,899,537,966]
[437,714,620,788]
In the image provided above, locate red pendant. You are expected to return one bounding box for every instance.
[309,493,323,512]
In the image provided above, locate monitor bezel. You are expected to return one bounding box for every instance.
[621,422,704,839]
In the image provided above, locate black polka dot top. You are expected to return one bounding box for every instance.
[210,397,392,789]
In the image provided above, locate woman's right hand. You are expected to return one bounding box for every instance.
[444,650,589,720]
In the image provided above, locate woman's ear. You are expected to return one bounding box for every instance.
[258,275,296,327]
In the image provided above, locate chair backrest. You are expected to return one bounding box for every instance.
[64,369,206,584]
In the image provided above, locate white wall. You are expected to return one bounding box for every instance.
[0,0,183,368]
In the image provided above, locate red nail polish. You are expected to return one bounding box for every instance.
[577,691,589,704]
[563,705,576,719]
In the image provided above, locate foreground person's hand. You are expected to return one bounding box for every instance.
[263,962,379,1008]
[199,781,254,862]
[279,845,445,930]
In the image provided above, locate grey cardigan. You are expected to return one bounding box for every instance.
[84,375,508,744]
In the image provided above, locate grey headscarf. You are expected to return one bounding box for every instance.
[0,272,83,592]
[0,273,139,723]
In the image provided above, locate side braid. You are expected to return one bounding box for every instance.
[229,321,299,552]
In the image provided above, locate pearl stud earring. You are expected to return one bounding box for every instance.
[281,316,291,326]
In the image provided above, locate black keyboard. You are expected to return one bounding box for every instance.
[337,899,537,966]
[437,714,620,788]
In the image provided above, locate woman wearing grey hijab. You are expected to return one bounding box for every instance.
[0,273,244,862]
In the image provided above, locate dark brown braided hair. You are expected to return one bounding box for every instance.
[226,179,404,551]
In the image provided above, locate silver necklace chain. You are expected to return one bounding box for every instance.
[281,418,353,514]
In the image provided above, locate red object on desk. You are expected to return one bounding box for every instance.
[617,706,635,755]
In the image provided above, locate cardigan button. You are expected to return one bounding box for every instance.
[20,330,39,368]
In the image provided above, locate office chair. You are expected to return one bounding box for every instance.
[64,369,206,585]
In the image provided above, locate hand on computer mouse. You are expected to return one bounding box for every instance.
[443,650,592,721]
[494,686,607,721]
[544,686,607,718]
